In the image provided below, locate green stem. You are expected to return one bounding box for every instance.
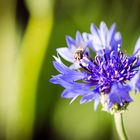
[114,113,128,140]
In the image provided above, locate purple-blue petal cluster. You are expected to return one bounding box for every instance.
[50,22,140,112]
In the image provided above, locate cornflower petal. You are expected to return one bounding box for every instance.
[80,88,100,110]
[99,22,108,47]
[56,47,75,62]
[66,35,76,50]
[108,83,132,108]
[52,60,86,82]
[133,36,140,55]
[107,23,116,46]
[76,31,83,43]
[129,70,140,92]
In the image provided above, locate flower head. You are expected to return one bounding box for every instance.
[50,22,140,113]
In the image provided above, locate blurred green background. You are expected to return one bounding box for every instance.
[0,0,140,140]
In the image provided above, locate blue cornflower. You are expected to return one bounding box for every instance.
[50,22,140,113]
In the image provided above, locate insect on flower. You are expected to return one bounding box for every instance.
[74,47,85,61]
[50,22,140,114]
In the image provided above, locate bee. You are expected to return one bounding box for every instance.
[74,47,85,61]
